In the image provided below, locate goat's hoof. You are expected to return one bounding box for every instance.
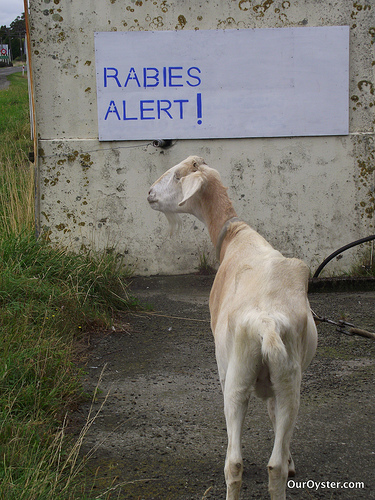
[288,456,295,477]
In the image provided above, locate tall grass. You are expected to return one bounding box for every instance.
[0,72,34,235]
[0,73,135,499]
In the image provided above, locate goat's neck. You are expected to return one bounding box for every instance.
[198,178,237,248]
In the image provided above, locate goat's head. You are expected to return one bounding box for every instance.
[147,156,220,232]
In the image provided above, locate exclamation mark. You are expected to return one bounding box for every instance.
[197,93,202,125]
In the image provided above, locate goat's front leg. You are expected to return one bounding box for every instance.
[223,369,249,500]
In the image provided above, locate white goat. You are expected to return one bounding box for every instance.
[147,156,317,500]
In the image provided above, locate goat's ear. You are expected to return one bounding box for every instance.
[178,171,204,206]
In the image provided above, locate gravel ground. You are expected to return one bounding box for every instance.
[72,275,375,500]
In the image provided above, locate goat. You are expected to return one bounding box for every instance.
[147,156,318,500]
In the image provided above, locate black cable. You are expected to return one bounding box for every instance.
[313,235,375,278]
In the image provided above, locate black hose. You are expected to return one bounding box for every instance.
[313,235,375,278]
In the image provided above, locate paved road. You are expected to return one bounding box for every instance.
[0,66,24,90]
[74,275,375,499]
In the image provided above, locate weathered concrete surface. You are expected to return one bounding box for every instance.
[72,275,375,499]
[29,0,375,276]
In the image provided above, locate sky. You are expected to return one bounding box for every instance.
[0,0,24,28]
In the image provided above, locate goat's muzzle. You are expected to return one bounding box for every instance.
[147,191,158,206]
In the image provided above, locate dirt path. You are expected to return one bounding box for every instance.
[73,275,375,499]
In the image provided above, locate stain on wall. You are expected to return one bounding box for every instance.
[29,0,375,275]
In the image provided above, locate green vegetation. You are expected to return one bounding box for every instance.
[0,72,34,235]
[196,249,216,275]
[0,13,26,64]
[0,72,135,499]
[350,246,375,277]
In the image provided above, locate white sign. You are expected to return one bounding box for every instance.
[0,45,8,59]
[95,27,349,141]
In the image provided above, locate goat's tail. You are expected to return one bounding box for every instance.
[260,316,288,364]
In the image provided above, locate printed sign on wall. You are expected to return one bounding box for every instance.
[95,26,349,141]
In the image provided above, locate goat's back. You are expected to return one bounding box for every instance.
[211,224,310,319]
[210,224,316,371]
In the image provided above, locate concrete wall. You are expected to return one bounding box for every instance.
[29,0,375,276]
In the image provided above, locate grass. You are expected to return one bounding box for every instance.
[0,72,34,236]
[0,72,137,499]
[350,245,375,277]
[196,248,216,275]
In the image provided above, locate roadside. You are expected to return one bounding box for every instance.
[72,275,375,499]
[0,66,23,91]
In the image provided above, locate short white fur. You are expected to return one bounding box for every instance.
[148,156,318,500]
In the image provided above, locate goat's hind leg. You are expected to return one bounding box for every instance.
[223,366,250,500]
[267,367,301,500]
[267,397,295,477]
